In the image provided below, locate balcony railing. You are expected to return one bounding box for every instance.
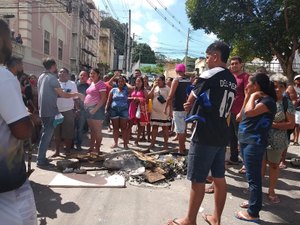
[12,41,25,58]
[83,28,95,40]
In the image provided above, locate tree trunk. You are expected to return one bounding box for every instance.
[270,43,297,84]
[277,57,294,84]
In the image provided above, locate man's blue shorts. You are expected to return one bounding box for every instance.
[187,141,226,183]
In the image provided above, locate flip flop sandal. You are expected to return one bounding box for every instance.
[268,195,280,204]
[202,213,213,225]
[238,167,246,174]
[235,211,260,223]
[205,186,214,194]
[240,201,249,208]
[168,218,181,225]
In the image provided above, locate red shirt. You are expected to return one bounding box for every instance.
[231,72,249,115]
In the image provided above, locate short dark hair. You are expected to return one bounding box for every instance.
[60,67,69,74]
[0,19,12,64]
[135,69,141,73]
[6,56,23,69]
[206,41,230,63]
[42,57,56,70]
[230,56,242,63]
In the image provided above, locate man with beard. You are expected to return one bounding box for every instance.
[0,19,38,225]
[228,56,249,165]
[37,58,84,167]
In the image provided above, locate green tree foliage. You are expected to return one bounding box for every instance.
[184,56,197,72]
[101,17,126,55]
[141,64,165,75]
[186,0,300,81]
[132,43,156,64]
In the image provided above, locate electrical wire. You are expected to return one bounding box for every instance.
[155,0,188,31]
[104,0,120,20]
[145,0,186,38]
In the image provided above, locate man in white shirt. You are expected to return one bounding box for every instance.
[52,67,79,157]
[0,19,37,225]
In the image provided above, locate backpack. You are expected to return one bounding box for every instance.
[282,95,295,136]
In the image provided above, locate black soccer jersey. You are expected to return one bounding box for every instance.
[190,67,237,146]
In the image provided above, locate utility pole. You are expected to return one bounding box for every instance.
[126,9,131,75]
[129,32,135,72]
[123,23,128,73]
[184,28,190,68]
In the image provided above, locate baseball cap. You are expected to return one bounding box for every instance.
[294,74,300,80]
[175,64,186,73]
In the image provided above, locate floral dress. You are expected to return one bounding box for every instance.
[268,99,295,150]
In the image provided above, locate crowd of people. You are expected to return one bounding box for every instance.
[1,18,300,225]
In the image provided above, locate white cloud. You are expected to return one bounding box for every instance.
[149,34,159,50]
[146,21,162,33]
[132,11,143,21]
[124,0,177,10]
[131,23,144,36]
[204,33,218,41]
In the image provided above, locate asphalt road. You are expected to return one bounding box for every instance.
[29,127,300,225]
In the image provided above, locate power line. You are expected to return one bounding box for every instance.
[155,0,188,31]
[121,0,129,12]
[104,0,120,21]
[145,0,186,38]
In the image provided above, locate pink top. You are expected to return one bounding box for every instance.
[84,80,106,106]
[130,89,145,100]
[231,72,249,115]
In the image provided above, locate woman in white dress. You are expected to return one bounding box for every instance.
[148,75,171,150]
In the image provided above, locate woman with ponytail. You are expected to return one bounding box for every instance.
[235,73,277,222]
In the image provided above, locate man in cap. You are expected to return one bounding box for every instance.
[166,63,191,154]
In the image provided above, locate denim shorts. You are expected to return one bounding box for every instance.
[109,107,129,119]
[85,105,105,120]
[187,141,226,183]
[173,111,187,133]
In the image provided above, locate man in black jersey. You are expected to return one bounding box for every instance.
[168,41,236,225]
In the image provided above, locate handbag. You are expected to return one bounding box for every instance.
[135,105,141,119]
[157,90,166,104]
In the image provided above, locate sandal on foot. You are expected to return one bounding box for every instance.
[235,211,260,222]
[238,167,246,174]
[167,218,181,225]
[202,213,213,225]
[240,201,249,208]
[205,185,214,194]
[279,162,287,169]
[268,195,280,204]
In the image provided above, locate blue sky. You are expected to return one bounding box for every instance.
[95,0,217,59]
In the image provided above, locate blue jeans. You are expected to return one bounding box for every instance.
[240,143,266,218]
[37,117,55,165]
[75,110,87,147]
[229,113,239,162]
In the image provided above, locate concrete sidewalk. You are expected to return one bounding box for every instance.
[29,127,300,225]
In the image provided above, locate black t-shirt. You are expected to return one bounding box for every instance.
[190,67,237,146]
[238,96,276,146]
[77,82,89,109]
[172,76,191,111]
